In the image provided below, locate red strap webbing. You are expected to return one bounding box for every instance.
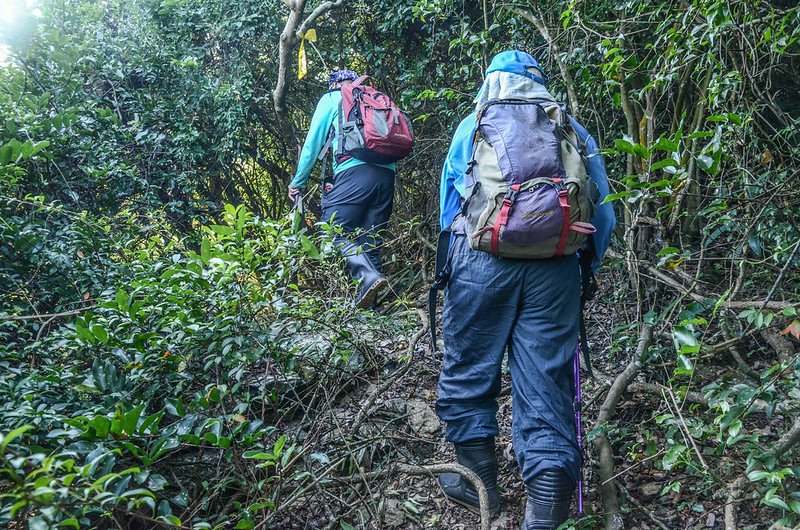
[490,183,521,255]
[570,222,597,235]
[555,179,571,257]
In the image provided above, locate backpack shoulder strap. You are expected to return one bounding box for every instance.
[335,95,345,159]
[352,75,370,88]
[429,228,454,351]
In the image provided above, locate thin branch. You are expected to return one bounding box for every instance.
[333,463,491,530]
[297,0,346,39]
[509,6,581,121]
[2,308,91,322]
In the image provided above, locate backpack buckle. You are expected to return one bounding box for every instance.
[504,183,521,205]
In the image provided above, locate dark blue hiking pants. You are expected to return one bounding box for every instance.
[436,235,582,484]
[321,164,395,271]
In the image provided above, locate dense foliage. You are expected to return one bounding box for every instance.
[1,0,799,528]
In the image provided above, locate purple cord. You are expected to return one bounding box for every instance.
[574,344,584,514]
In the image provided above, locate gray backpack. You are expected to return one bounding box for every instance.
[462,99,598,259]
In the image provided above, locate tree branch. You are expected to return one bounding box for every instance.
[296,0,346,39]
[274,0,308,122]
[274,0,348,123]
[510,6,581,121]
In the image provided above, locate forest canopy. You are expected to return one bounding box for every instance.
[1,0,799,529]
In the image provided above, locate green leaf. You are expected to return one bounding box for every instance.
[0,425,33,453]
[210,225,236,236]
[0,144,12,165]
[8,139,22,163]
[242,451,275,461]
[123,405,144,435]
[727,112,742,125]
[29,517,49,530]
[676,354,694,375]
[651,158,679,171]
[657,247,680,256]
[165,398,185,417]
[652,137,679,151]
[728,419,742,437]
[200,238,211,262]
[87,416,111,438]
[763,495,790,511]
[696,154,714,170]
[274,435,287,457]
[129,300,145,319]
[91,324,109,344]
[28,140,50,158]
[20,140,34,158]
[673,325,699,348]
[299,235,320,259]
[116,289,130,311]
[75,319,95,343]
[602,191,633,203]
[748,470,771,482]
[147,473,168,491]
[614,139,650,159]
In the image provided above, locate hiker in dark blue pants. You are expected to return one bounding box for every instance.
[436,236,581,520]
[289,70,396,308]
[435,50,615,529]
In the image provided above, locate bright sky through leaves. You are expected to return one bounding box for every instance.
[0,0,40,65]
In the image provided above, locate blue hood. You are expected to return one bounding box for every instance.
[485,50,549,86]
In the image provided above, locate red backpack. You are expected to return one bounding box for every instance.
[334,76,414,164]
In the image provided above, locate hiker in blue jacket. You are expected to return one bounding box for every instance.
[435,51,615,529]
[289,70,396,308]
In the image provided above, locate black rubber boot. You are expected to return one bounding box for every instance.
[438,438,501,516]
[521,468,574,530]
[338,240,388,309]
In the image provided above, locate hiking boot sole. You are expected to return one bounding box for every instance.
[356,277,388,309]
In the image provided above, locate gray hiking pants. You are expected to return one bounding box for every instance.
[436,235,582,484]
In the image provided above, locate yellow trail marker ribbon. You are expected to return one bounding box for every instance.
[298,29,317,80]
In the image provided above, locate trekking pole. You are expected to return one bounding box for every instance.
[573,344,584,514]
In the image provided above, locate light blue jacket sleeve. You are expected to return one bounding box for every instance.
[439,112,477,230]
[291,92,338,189]
[569,117,616,269]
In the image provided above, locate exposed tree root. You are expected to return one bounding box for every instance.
[592,324,654,530]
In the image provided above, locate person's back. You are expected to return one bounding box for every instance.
[435,50,615,529]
